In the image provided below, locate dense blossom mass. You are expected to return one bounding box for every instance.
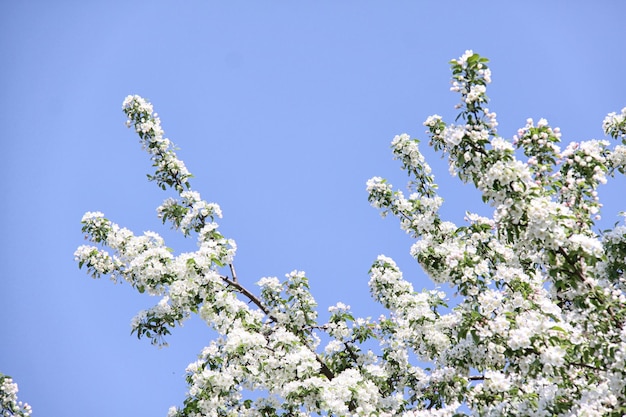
[60,51,626,416]
[0,374,32,417]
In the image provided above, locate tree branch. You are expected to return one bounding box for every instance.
[229,263,238,283]
[221,273,335,381]
[222,274,270,316]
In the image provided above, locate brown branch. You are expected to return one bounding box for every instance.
[571,361,603,372]
[222,275,270,316]
[229,263,238,283]
[556,247,585,282]
[343,342,361,364]
[221,273,335,381]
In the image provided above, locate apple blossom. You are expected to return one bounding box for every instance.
[0,374,31,417]
[71,51,626,417]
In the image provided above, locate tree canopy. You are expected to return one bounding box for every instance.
[48,51,626,416]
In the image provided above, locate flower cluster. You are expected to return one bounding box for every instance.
[122,95,191,192]
[603,106,626,140]
[368,51,626,416]
[0,374,32,417]
[558,139,609,224]
[76,52,626,417]
[513,118,561,188]
[450,50,491,110]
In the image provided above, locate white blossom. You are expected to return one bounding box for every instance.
[74,53,626,417]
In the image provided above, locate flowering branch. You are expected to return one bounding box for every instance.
[76,52,626,417]
[0,374,32,417]
[222,274,335,381]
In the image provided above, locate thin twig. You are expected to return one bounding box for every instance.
[221,274,335,381]
[222,275,270,316]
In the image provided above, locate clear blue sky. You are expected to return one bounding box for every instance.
[1,2,625,416]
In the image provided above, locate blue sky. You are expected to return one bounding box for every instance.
[1,2,625,416]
